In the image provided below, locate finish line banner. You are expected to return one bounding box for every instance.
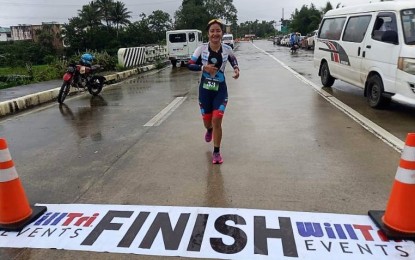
[0,204,414,259]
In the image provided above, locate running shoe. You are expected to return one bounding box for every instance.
[205,130,213,142]
[212,152,223,164]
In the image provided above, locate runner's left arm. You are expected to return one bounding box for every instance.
[228,50,239,71]
[228,48,240,79]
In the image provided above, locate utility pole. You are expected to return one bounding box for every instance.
[280,8,288,34]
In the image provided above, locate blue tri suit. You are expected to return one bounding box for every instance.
[188,43,239,120]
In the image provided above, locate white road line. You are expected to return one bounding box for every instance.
[144,97,187,127]
[253,44,404,153]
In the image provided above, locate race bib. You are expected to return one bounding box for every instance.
[202,78,219,91]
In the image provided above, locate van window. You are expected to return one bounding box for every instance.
[371,13,398,44]
[169,33,186,43]
[343,15,371,43]
[401,9,415,45]
[319,17,346,40]
[189,32,195,42]
[199,32,202,42]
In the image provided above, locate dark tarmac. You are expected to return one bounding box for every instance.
[0,41,411,259]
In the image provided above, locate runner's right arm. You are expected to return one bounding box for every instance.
[188,46,203,71]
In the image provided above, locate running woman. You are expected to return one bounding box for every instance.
[188,19,240,164]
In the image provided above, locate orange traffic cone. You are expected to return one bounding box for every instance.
[369,133,415,240]
[0,138,46,231]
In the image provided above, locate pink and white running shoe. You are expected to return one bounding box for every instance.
[212,152,223,164]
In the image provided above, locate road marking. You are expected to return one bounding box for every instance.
[144,97,187,127]
[253,44,404,153]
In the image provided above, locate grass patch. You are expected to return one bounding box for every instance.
[0,64,62,89]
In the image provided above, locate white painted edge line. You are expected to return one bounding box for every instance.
[144,97,187,127]
[253,44,404,153]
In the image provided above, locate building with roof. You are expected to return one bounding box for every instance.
[9,22,63,49]
[0,27,11,41]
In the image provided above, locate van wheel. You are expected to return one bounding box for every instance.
[366,75,390,108]
[320,62,335,87]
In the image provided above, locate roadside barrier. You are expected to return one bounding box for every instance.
[369,133,415,240]
[0,61,167,118]
[0,138,46,231]
[118,45,168,68]
[118,47,147,68]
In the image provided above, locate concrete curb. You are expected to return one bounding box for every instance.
[0,63,161,117]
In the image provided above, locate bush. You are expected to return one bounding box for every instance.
[155,58,165,69]
[115,63,125,71]
[93,51,117,70]
[0,50,120,89]
[43,55,56,64]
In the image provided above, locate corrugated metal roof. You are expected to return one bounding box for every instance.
[0,27,11,33]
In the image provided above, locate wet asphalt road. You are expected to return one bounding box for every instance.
[261,40,415,142]
[0,40,409,259]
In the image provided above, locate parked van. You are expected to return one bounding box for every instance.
[314,2,415,108]
[306,30,318,50]
[222,34,234,49]
[166,29,203,67]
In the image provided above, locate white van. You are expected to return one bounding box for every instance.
[314,2,415,108]
[307,30,318,49]
[166,29,203,67]
[222,34,234,49]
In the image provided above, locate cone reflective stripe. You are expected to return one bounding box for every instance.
[0,138,46,231]
[0,139,33,224]
[0,158,19,182]
[383,139,415,233]
[369,133,415,240]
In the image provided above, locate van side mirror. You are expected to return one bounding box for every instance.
[381,30,398,45]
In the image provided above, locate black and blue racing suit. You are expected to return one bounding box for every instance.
[188,43,239,120]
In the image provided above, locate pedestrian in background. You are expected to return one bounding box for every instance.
[188,19,240,164]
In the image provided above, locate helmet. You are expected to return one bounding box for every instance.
[81,53,94,66]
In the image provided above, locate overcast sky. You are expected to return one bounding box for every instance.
[0,0,408,27]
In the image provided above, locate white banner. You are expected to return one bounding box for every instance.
[0,204,414,259]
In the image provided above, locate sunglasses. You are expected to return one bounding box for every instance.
[208,19,222,26]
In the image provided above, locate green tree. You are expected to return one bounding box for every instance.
[62,17,87,53]
[237,20,276,38]
[174,0,209,30]
[122,13,154,45]
[34,24,55,51]
[78,1,102,27]
[205,0,237,25]
[97,0,115,27]
[290,4,322,35]
[110,1,132,37]
[147,10,173,43]
[174,0,238,32]
[321,1,334,14]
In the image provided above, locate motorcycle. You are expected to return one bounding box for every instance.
[57,63,105,104]
[290,43,299,54]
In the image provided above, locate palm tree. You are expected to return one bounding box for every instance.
[97,0,115,27]
[110,1,132,37]
[79,1,102,27]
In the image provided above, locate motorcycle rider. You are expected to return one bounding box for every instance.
[290,33,298,52]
